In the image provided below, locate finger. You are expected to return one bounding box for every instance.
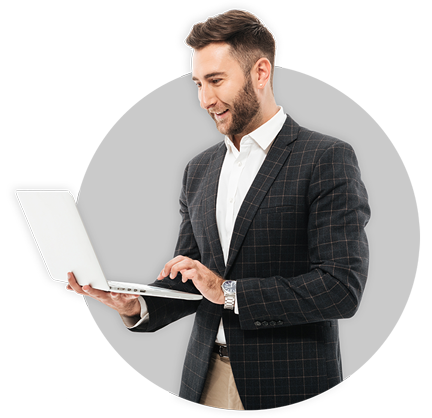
[179,269,188,283]
[67,272,86,294]
[163,255,186,276]
[169,259,194,280]
[81,284,111,301]
[112,292,140,301]
[182,268,199,282]
[159,255,186,279]
[67,271,76,285]
[180,268,194,283]
[123,293,140,300]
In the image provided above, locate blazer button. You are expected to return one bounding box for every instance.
[254,321,262,327]
[262,321,269,326]
[269,321,276,326]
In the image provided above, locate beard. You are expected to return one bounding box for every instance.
[210,75,261,137]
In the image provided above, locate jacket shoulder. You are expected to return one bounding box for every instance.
[281,114,356,158]
[183,141,224,180]
[187,141,223,166]
[297,125,353,150]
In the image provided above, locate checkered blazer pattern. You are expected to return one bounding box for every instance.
[129,113,370,410]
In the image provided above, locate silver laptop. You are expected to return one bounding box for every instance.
[16,190,202,301]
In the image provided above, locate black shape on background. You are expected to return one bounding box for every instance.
[151,376,372,418]
[153,0,306,76]
[5,0,86,417]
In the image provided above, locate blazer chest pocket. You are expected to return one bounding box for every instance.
[257,205,295,215]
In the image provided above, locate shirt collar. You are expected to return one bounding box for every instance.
[224,106,287,152]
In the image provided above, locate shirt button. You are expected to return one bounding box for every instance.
[229,198,233,203]
[238,162,242,167]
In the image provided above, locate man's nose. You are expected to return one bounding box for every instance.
[199,85,216,110]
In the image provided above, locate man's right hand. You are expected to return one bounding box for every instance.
[66,272,141,318]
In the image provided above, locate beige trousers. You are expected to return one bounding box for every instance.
[199,353,245,410]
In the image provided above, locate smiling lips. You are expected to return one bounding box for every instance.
[212,109,229,120]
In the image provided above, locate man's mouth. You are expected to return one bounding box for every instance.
[213,109,229,120]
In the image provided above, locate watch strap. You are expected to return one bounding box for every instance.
[222,280,236,310]
[224,294,235,310]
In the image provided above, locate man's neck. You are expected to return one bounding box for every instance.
[229,104,280,151]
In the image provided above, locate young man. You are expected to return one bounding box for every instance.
[67,10,370,410]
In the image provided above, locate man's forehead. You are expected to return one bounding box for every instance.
[191,43,239,79]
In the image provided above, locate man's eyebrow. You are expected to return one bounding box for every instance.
[192,72,227,82]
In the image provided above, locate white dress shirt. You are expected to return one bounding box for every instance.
[124,107,287,345]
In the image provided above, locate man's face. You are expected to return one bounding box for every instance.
[192,43,261,138]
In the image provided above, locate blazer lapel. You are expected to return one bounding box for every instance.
[224,115,300,277]
[203,142,227,276]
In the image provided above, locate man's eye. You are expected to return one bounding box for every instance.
[212,79,221,84]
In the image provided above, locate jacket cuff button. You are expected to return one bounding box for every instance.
[254,321,262,327]
[269,321,276,326]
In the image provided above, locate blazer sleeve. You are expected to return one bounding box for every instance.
[128,164,202,333]
[236,141,371,330]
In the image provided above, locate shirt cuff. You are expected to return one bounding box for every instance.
[234,291,239,315]
[120,296,150,329]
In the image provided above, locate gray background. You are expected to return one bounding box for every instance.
[77,67,419,395]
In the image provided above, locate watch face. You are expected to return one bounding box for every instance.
[223,280,236,293]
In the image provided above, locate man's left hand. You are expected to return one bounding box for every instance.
[157,256,225,305]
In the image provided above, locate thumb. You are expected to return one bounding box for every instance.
[121,293,141,300]
[111,291,139,299]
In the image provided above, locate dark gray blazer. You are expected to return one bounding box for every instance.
[130,113,370,410]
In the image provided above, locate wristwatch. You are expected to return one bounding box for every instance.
[221,280,236,310]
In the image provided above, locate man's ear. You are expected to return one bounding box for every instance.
[253,58,272,89]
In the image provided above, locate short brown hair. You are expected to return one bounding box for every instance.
[186,10,276,85]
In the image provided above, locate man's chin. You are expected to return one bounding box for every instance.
[216,127,228,135]
[214,120,230,136]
